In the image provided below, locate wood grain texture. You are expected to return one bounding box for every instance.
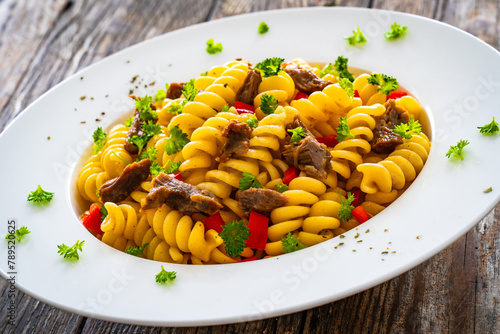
[1,0,499,333]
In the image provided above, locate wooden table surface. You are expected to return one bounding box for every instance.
[1,0,499,333]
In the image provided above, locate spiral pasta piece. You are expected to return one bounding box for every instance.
[356,133,431,194]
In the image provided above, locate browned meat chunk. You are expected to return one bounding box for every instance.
[371,99,410,154]
[283,62,330,95]
[282,115,332,179]
[124,97,157,155]
[216,120,252,163]
[237,188,288,217]
[124,109,145,155]
[98,159,152,203]
[141,173,223,215]
[235,69,262,105]
[166,82,185,99]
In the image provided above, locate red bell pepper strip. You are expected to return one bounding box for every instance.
[350,188,362,207]
[234,101,255,114]
[351,206,370,224]
[282,166,299,185]
[246,211,269,250]
[293,91,309,100]
[354,90,360,98]
[203,212,225,233]
[386,90,408,101]
[81,203,103,235]
[169,171,182,181]
[241,256,258,262]
[316,134,338,148]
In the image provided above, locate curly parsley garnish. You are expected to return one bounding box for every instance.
[182,79,197,102]
[27,185,54,203]
[338,190,355,222]
[220,105,230,113]
[334,56,355,82]
[258,21,269,34]
[367,74,399,95]
[336,117,354,142]
[255,57,285,78]
[125,243,148,257]
[288,127,306,143]
[57,240,85,260]
[165,125,190,155]
[125,117,134,127]
[393,118,422,139]
[206,38,223,55]
[318,63,334,78]
[167,102,183,115]
[128,120,161,154]
[339,78,354,97]
[260,94,278,115]
[150,162,166,176]
[246,115,258,128]
[281,232,306,253]
[138,147,158,162]
[154,83,169,102]
[385,22,408,40]
[478,117,499,135]
[446,139,470,160]
[239,172,263,190]
[345,27,367,46]
[5,226,31,242]
[92,127,107,154]
[219,221,250,257]
[155,265,177,284]
[275,183,289,193]
[135,96,158,121]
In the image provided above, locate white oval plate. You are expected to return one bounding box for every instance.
[1,7,500,327]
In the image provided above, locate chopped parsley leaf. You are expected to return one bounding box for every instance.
[334,56,355,82]
[154,83,169,102]
[125,117,134,127]
[345,27,367,46]
[393,118,422,139]
[367,74,399,95]
[282,232,306,253]
[275,183,289,193]
[219,221,250,257]
[138,147,158,162]
[155,265,177,283]
[239,172,263,190]
[246,115,258,128]
[206,38,223,54]
[135,96,158,121]
[318,63,334,78]
[27,185,54,203]
[478,117,499,135]
[338,190,355,222]
[260,94,278,115]
[92,127,107,154]
[258,21,269,34]
[385,22,408,40]
[255,57,285,78]
[164,125,190,155]
[150,161,166,176]
[5,226,31,242]
[125,243,148,257]
[339,78,354,97]
[446,139,469,160]
[336,117,354,142]
[57,240,85,260]
[288,127,306,143]
[182,79,197,102]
